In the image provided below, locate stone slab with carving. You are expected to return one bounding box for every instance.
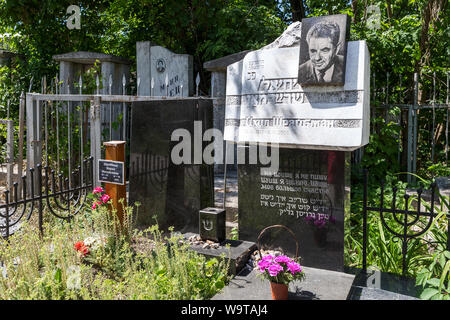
[136,42,193,97]
[224,22,370,151]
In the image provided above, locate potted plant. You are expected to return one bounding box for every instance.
[256,254,305,300]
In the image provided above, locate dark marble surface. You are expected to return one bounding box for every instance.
[238,147,350,272]
[129,99,214,233]
[347,268,420,300]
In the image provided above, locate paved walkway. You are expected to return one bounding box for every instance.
[212,265,420,300]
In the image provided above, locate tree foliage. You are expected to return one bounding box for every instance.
[0,0,448,173]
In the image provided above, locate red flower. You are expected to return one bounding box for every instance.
[100,194,111,204]
[74,241,89,256]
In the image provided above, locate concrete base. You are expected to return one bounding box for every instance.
[183,232,256,275]
[213,266,355,300]
[212,266,421,300]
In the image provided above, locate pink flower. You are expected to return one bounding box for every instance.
[257,260,272,272]
[91,201,102,210]
[93,187,104,194]
[268,263,284,277]
[261,255,274,262]
[101,194,111,204]
[287,261,302,275]
[274,255,291,264]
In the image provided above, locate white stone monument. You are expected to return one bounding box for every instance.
[224,22,370,151]
[136,42,193,97]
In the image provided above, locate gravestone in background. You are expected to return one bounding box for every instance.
[52,51,132,140]
[136,42,194,97]
[129,99,214,233]
[224,17,370,272]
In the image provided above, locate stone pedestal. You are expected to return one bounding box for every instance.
[183,232,256,275]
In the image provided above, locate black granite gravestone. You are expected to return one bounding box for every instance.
[129,99,214,233]
[238,146,350,272]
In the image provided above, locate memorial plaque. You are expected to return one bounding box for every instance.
[221,20,368,272]
[238,147,350,272]
[129,99,214,233]
[224,23,370,150]
[98,159,125,185]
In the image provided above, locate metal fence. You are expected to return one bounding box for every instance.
[23,72,202,192]
[0,119,14,195]
[369,71,449,184]
[0,92,26,200]
[361,169,450,276]
[0,157,93,239]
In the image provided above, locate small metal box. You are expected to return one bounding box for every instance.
[199,207,226,243]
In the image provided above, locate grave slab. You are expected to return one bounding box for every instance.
[136,42,193,97]
[183,232,256,275]
[224,23,370,151]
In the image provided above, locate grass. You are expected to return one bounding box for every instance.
[0,197,231,300]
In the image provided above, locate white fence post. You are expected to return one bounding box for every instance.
[6,119,14,195]
[90,96,102,187]
[26,93,42,191]
[18,92,25,194]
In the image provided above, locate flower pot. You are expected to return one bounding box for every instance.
[270,282,289,300]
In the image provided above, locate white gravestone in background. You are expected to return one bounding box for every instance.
[136,42,194,97]
[224,22,370,151]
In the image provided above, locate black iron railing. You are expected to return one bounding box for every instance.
[0,157,94,239]
[362,169,450,276]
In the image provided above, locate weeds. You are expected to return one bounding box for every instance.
[0,192,230,300]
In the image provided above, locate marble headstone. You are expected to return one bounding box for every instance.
[129,99,214,232]
[136,42,194,97]
[238,147,350,272]
[224,22,370,151]
[223,20,369,272]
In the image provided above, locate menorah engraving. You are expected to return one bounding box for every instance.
[131,152,169,192]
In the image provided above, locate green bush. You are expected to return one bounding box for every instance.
[346,172,449,277]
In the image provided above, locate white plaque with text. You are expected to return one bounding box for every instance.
[224,38,370,151]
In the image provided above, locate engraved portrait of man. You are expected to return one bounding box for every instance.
[298,14,349,86]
